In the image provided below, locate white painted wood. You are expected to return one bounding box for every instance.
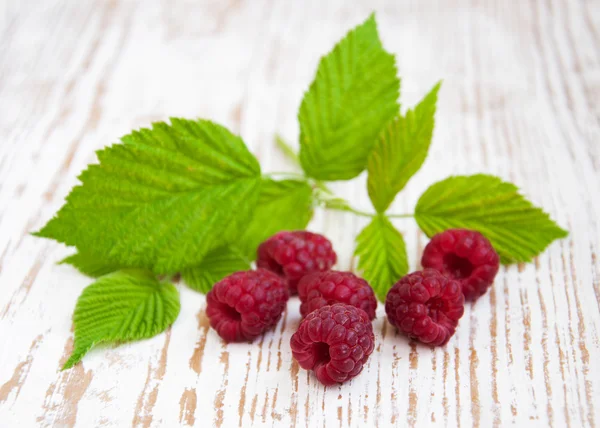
[0,0,598,426]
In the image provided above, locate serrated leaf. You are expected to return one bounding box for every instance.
[63,270,180,369]
[60,252,120,278]
[354,214,408,301]
[367,82,441,212]
[60,179,312,291]
[414,175,568,263]
[298,14,400,181]
[237,178,314,259]
[181,247,250,293]
[35,118,262,274]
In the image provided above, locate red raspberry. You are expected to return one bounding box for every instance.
[298,271,377,320]
[257,231,337,294]
[421,229,500,301]
[290,304,375,385]
[206,269,288,342]
[385,269,464,346]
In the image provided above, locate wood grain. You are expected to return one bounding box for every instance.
[1,0,599,426]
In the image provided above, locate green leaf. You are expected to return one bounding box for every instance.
[181,247,250,293]
[414,175,568,263]
[181,177,313,294]
[367,82,441,212]
[63,270,180,369]
[60,179,311,292]
[298,14,400,181]
[237,178,314,259]
[354,214,408,301]
[35,119,262,274]
[60,252,120,278]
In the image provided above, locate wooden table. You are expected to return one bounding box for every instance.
[1,0,598,426]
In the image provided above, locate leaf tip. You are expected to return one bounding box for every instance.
[61,355,79,371]
[375,291,387,303]
[557,226,569,238]
[57,256,71,266]
[31,226,54,240]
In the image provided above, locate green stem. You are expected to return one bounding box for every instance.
[268,135,415,220]
[334,206,374,218]
[314,182,413,219]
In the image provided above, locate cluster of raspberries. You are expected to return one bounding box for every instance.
[205,228,499,386]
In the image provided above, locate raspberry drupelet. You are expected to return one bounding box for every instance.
[290,304,375,385]
[298,271,377,320]
[421,229,500,301]
[206,269,288,342]
[385,269,465,346]
[257,231,337,294]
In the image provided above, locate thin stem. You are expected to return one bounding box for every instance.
[267,134,415,220]
[335,206,374,218]
[267,172,413,220]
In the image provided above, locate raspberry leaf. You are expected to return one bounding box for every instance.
[61,178,312,291]
[298,14,400,181]
[35,119,262,274]
[354,214,408,301]
[237,178,314,259]
[63,270,180,370]
[182,247,250,293]
[415,174,568,263]
[60,252,120,278]
[367,82,441,212]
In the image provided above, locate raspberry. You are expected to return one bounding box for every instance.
[206,269,288,342]
[257,231,337,294]
[385,269,464,346]
[298,271,377,320]
[290,304,375,385]
[421,229,500,301]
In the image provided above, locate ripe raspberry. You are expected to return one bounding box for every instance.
[290,304,375,385]
[257,231,337,294]
[206,269,288,342]
[421,229,500,301]
[385,269,464,346]
[298,271,377,320]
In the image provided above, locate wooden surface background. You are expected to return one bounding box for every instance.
[1,0,599,427]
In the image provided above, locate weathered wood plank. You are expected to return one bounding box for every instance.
[0,0,598,427]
